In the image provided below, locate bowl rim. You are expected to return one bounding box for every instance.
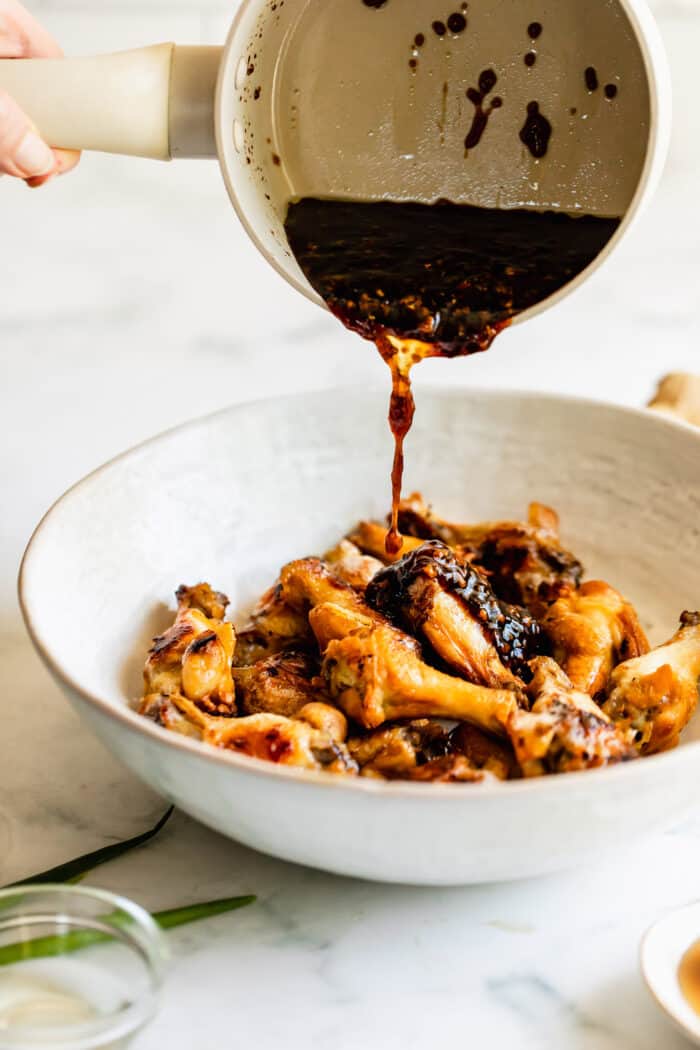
[18,384,700,800]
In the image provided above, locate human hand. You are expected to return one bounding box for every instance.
[0,0,79,186]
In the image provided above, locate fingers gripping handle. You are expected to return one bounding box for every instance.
[0,44,221,160]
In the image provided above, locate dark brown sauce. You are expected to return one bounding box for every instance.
[284,199,620,553]
[447,12,467,33]
[465,69,502,151]
[362,0,388,7]
[524,51,537,67]
[520,101,552,158]
[605,83,618,99]
[679,940,700,1016]
[585,66,599,91]
[528,21,543,38]
[432,19,447,36]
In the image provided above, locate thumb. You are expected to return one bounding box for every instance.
[0,89,56,179]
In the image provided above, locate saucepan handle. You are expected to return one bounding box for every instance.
[0,44,222,160]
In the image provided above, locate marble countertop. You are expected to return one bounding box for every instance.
[3,2,700,1047]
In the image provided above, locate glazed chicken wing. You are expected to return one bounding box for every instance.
[365,541,540,686]
[541,580,649,697]
[396,494,584,612]
[603,612,700,754]
[508,657,637,777]
[142,583,236,716]
[323,622,523,734]
[233,650,321,718]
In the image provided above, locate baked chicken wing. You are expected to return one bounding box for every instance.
[365,540,541,686]
[448,722,518,780]
[348,521,425,564]
[323,539,384,590]
[541,581,649,697]
[234,584,313,666]
[508,657,637,777]
[348,720,448,778]
[279,556,372,616]
[153,693,356,774]
[309,601,379,653]
[233,650,320,718]
[323,622,523,734]
[603,612,700,754]
[142,583,236,716]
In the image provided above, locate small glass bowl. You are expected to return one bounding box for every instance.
[0,885,167,1049]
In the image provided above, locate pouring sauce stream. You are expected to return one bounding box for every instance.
[285,198,619,553]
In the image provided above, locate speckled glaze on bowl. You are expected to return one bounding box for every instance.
[18,389,700,886]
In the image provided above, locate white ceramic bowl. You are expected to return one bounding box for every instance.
[19,389,700,886]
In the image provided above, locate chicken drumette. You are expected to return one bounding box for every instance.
[541,581,649,698]
[323,621,524,734]
[603,612,700,754]
[365,540,541,686]
[508,657,637,777]
[145,691,356,774]
[142,583,236,716]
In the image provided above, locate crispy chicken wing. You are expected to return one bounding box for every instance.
[508,657,637,776]
[348,720,448,777]
[160,693,356,774]
[234,584,313,666]
[396,494,583,611]
[233,650,321,718]
[323,539,384,590]
[278,558,387,654]
[348,521,425,564]
[603,612,700,754]
[176,583,230,620]
[448,722,518,780]
[140,692,206,739]
[323,622,524,733]
[206,710,357,774]
[296,701,349,743]
[309,602,380,653]
[142,584,236,716]
[541,581,649,697]
[279,557,372,616]
[365,541,541,686]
